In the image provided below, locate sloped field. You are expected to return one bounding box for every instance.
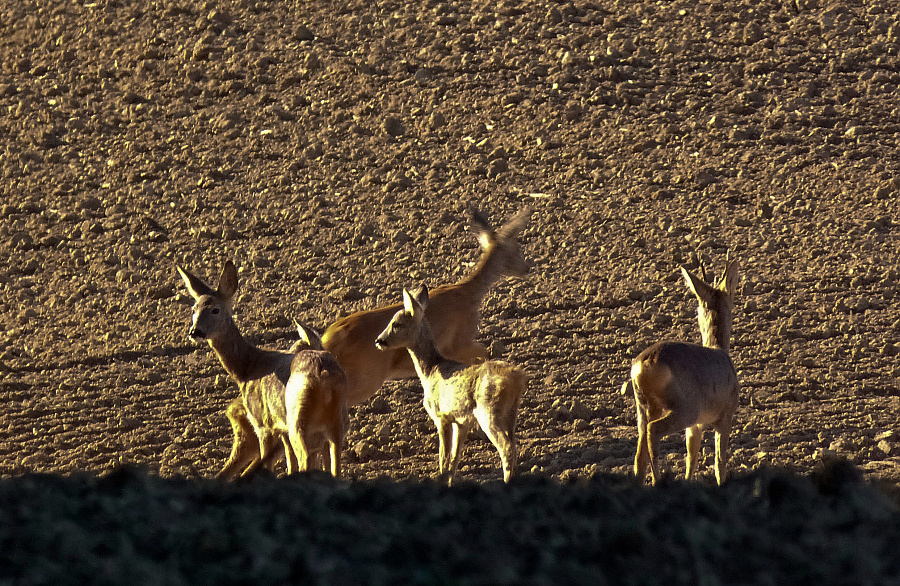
[1,0,898,581]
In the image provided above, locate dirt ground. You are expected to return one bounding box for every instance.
[1,0,899,581]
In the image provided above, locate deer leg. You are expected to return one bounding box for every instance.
[647,408,699,485]
[436,418,454,480]
[217,400,259,480]
[485,426,517,483]
[287,423,312,474]
[633,401,651,482]
[685,424,703,480]
[446,422,472,485]
[280,435,297,474]
[713,414,733,486]
[476,407,517,482]
[257,437,288,473]
[327,413,345,478]
[240,433,278,477]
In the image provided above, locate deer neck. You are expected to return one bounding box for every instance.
[404,320,447,382]
[457,244,504,303]
[208,319,283,383]
[698,307,732,354]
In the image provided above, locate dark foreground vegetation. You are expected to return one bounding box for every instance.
[2,461,897,585]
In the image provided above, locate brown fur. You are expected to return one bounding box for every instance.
[627,257,740,485]
[322,207,530,406]
[177,261,349,479]
[375,285,527,484]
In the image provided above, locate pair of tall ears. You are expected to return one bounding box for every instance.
[402,284,430,314]
[177,261,239,303]
[470,206,531,249]
[682,258,740,302]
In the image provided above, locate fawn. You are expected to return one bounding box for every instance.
[624,257,740,485]
[177,261,349,479]
[375,285,527,484]
[322,207,530,406]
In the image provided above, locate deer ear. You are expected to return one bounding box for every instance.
[720,259,740,297]
[402,288,417,313]
[403,286,428,314]
[681,266,714,303]
[217,261,239,302]
[414,283,429,309]
[498,206,531,239]
[470,208,495,250]
[294,320,323,351]
[177,265,214,300]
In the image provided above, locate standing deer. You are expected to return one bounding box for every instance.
[322,207,530,407]
[624,257,740,485]
[177,261,349,479]
[375,285,527,484]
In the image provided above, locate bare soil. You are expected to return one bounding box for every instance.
[1,0,899,582]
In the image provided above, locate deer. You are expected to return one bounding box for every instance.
[177,261,349,479]
[321,207,530,407]
[375,285,527,485]
[622,256,740,486]
[218,323,342,477]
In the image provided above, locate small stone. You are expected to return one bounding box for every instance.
[875,430,896,442]
[829,438,856,453]
[353,440,376,461]
[874,183,894,200]
[294,25,315,41]
[383,116,404,137]
[222,227,240,240]
[877,440,897,457]
[743,22,764,44]
[428,111,446,130]
[569,400,592,421]
[413,68,432,83]
[78,196,102,211]
[147,286,175,300]
[369,397,391,414]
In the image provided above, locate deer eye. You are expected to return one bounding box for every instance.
[211,308,220,315]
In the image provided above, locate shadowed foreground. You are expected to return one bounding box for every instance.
[1,462,897,585]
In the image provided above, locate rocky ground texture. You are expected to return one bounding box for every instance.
[1,0,899,581]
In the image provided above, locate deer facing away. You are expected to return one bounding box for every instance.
[321,207,530,407]
[375,285,527,485]
[177,261,349,479]
[623,258,740,485]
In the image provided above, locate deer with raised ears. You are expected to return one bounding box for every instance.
[322,206,531,407]
[624,256,740,486]
[374,284,527,485]
[177,261,349,479]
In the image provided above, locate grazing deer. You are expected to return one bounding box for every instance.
[177,261,349,479]
[322,207,530,407]
[375,285,527,484]
[623,257,740,486]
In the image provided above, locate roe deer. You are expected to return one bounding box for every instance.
[322,207,530,407]
[219,323,342,477]
[375,285,527,484]
[177,261,349,479]
[623,257,740,485]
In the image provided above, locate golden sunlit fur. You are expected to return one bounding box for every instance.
[375,285,527,484]
[177,261,349,479]
[322,207,530,406]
